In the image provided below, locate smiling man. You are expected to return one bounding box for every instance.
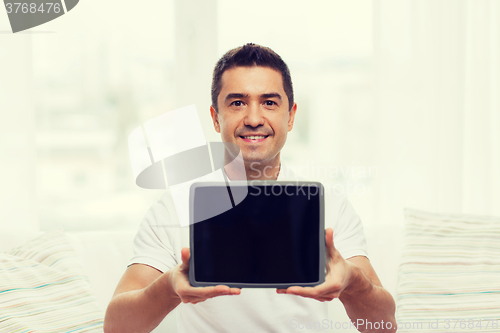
[211,64,296,180]
[104,43,396,333]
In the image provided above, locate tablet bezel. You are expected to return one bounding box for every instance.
[188,181,325,288]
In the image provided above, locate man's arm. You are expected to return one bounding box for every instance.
[277,228,397,333]
[104,248,240,333]
[338,256,396,332]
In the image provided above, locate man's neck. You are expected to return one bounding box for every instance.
[244,160,281,181]
[223,156,281,181]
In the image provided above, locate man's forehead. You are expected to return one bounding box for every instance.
[219,66,285,94]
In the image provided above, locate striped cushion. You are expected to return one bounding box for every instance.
[0,230,104,332]
[396,209,500,332]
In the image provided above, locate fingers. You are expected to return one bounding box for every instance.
[174,250,241,304]
[325,228,336,257]
[276,270,344,302]
[277,284,341,302]
[228,287,241,295]
[177,284,240,303]
[280,287,323,300]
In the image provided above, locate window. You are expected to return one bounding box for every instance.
[34,0,175,230]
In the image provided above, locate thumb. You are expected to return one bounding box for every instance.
[180,247,191,272]
[325,228,336,258]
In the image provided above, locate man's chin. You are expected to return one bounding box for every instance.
[241,155,276,167]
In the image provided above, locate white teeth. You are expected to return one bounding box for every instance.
[243,136,266,140]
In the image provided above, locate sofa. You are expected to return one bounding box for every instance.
[0,228,176,332]
[0,223,406,332]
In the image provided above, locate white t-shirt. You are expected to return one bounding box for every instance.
[129,164,368,333]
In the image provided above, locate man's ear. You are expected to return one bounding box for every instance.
[210,105,221,133]
[288,103,297,132]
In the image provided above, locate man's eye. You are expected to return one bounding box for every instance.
[231,101,244,107]
[265,101,277,106]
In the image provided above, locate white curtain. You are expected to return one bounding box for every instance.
[0,35,37,230]
[373,0,500,227]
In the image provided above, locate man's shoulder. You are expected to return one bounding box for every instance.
[140,190,180,227]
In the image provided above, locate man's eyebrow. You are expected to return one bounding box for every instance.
[224,92,282,102]
[225,93,249,101]
[260,93,282,100]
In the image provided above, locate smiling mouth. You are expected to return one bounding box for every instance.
[240,135,269,140]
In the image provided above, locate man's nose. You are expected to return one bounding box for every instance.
[243,103,265,128]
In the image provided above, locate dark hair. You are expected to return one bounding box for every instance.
[211,43,294,112]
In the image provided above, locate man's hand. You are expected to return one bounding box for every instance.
[171,247,241,304]
[276,228,351,301]
[104,248,240,333]
[276,228,397,333]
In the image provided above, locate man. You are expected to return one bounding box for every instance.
[104,43,396,333]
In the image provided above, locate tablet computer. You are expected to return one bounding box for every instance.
[189,181,325,288]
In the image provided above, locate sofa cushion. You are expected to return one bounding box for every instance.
[66,230,136,310]
[0,230,104,332]
[396,208,500,332]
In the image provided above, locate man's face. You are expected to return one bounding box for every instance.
[210,66,296,167]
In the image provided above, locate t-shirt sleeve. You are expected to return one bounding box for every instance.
[128,193,179,273]
[328,195,368,260]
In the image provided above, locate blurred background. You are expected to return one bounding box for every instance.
[1,0,499,235]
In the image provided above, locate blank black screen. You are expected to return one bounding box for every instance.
[191,184,321,284]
